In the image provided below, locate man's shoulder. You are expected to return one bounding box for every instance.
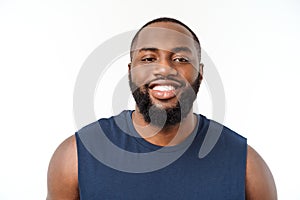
[47,135,79,199]
[77,110,132,134]
[196,113,246,141]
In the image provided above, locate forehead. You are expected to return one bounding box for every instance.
[133,22,197,53]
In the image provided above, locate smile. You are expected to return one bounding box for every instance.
[152,85,176,92]
[148,80,184,100]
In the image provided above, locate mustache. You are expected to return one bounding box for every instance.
[128,72,187,92]
[144,76,185,88]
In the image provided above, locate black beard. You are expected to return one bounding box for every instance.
[129,74,200,128]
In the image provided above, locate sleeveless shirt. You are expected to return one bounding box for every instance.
[75,110,247,199]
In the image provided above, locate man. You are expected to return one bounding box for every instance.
[47,17,277,199]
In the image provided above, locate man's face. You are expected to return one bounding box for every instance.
[129,22,203,127]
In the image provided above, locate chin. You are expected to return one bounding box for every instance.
[151,100,178,110]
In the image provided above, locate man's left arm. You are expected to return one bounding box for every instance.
[246,145,277,200]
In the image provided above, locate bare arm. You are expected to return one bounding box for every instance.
[246,145,277,200]
[47,135,79,200]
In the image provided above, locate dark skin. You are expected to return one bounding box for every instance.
[47,22,277,199]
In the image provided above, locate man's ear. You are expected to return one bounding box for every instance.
[199,63,204,82]
[128,63,131,72]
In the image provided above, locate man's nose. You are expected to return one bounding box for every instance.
[153,58,177,77]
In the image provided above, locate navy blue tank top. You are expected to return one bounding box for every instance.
[75,110,247,199]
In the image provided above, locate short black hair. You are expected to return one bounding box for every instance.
[130,17,201,62]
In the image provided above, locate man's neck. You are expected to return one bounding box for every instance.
[132,109,197,146]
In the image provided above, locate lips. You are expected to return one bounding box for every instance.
[152,85,176,91]
[148,79,184,100]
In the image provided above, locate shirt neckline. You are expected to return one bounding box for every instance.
[125,110,201,153]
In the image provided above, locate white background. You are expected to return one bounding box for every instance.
[0,0,299,199]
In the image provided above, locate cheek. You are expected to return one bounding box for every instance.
[130,66,154,86]
[178,67,199,83]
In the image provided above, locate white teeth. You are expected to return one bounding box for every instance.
[152,85,175,91]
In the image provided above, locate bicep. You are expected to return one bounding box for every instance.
[47,135,79,200]
[246,145,277,200]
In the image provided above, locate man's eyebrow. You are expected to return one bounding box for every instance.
[136,47,192,54]
[171,47,193,54]
[138,47,159,53]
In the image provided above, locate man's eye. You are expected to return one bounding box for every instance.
[141,57,156,62]
[173,57,189,63]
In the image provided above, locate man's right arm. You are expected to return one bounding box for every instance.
[47,135,79,200]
